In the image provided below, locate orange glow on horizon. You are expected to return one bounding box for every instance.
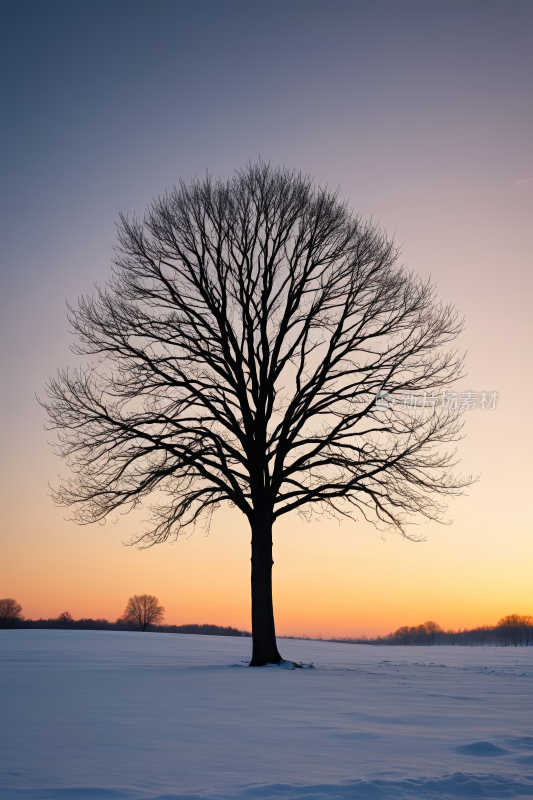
[2,487,531,639]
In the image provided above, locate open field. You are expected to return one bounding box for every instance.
[1,630,533,799]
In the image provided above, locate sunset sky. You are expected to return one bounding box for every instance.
[1,0,531,637]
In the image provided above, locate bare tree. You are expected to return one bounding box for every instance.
[0,598,23,628]
[524,616,533,647]
[121,594,165,631]
[497,614,529,647]
[391,625,412,645]
[459,627,470,646]
[496,618,511,647]
[423,620,443,645]
[473,625,491,646]
[43,162,472,665]
[415,623,425,644]
[447,628,459,646]
[57,611,73,626]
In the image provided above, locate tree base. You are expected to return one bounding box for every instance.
[249,659,314,669]
[249,657,282,667]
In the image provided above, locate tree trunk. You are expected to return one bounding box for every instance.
[249,517,282,666]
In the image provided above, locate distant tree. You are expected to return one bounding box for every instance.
[523,615,533,647]
[423,620,443,645]
[458,627,470,646]
[42,162,472,665]
[121,594,165,631]
[497,614,529,647]
[58,611,73,626]
[495,617,511,647]
[412,624,426,645]
[0,598,23,628]
[392,625,412,645]
[473,625,491,646]
[446,628,459,646]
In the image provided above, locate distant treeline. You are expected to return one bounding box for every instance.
[4,607,532,646]
[12,617,251,636]
[285,615,533,647]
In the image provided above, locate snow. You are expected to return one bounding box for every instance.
[1,631,533,799]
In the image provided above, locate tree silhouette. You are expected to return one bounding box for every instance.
[121,594,165,631]
[497,614,533,647]
[0,598,23,628]
[43,162,471,665]
[423,620,443,645]
[473,625,491,646]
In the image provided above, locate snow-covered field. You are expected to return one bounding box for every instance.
[1,631,533,799]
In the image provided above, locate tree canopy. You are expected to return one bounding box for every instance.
[43,162,471,664]
[0,598,23,627]
[121,594,165,631]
